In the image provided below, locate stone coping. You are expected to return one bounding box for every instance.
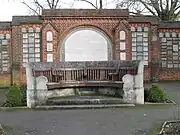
[26,60,140,70]
[145,98,176,105]
[42,9,129,17]
[158,120,180,135]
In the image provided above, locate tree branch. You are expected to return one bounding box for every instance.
[34,0,43,10]
[46,0,52,8]
[52,0,55,8]
[99,0,102,9]
[138,0,157,16]
[160,0,164,12]
[55,0,60,8]
[22,1,40,15]
[76,0,98,9]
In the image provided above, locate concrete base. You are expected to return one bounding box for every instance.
[35,104,135,110]
[47,96,125,105]
[46,87,123,99]
[47,88,75,98]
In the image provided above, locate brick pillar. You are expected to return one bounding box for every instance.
[150,25,160,82]
[11,26,22,85]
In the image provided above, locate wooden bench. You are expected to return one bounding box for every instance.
[23,60,145,108]
[31,61,139,90]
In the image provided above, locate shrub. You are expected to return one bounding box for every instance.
[19,84,27,106]
[146,85,168,102]
[2,84,27,107]
[144,88,150,101]
[4,84,22,107]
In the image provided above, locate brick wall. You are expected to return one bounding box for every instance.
[1,12,180,85]
[18,18,180,82]
[0,74,10,86]
[158,70,180,81]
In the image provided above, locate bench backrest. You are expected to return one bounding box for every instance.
[30,61,140,83]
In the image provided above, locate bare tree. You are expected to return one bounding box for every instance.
[21,0,74,15]
[74,0,118,9]
[19,0,121,15]
[117,0,180,21]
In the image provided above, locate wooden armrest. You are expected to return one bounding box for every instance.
[108,72,118,76]
[52,74,63,77]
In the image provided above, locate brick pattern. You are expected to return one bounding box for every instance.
[144,67,151,81]
[0,74,10,86]
[159,70,180,80]
[43,18,121,60]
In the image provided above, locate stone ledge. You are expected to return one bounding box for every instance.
[145,102,176,105]
[145,99,176,105]
[0,107,29,111]
[35,104,135,110]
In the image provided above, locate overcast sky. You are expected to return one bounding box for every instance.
[0,0,117,21]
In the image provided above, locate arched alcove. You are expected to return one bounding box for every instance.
[59,27,113,61]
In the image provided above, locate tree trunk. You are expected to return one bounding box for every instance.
[99,0,102,9]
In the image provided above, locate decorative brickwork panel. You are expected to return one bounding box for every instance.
[159,29,180,68]
[41,22,58,62]
[150,26,159,62]
[130,24,149,65]
[12,26,21,63]
[43,18,121,60]
[11,26,22,84]
[0,30,11,73]
[114,20,130,60]
[20,25,41,65]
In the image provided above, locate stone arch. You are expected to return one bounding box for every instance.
[58,26,113,61]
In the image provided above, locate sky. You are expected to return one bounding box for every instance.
[0,0,117,21]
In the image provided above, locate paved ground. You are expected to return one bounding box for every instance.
[0,82,180,135]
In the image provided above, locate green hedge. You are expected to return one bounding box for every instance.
[145,85,168,102]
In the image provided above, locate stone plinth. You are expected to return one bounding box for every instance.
[122,61,144,104]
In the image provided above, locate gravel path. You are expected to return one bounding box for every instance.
[0,82,179,135]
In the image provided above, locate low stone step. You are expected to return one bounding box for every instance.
[46,96,126,105]
[35,104,135,110]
